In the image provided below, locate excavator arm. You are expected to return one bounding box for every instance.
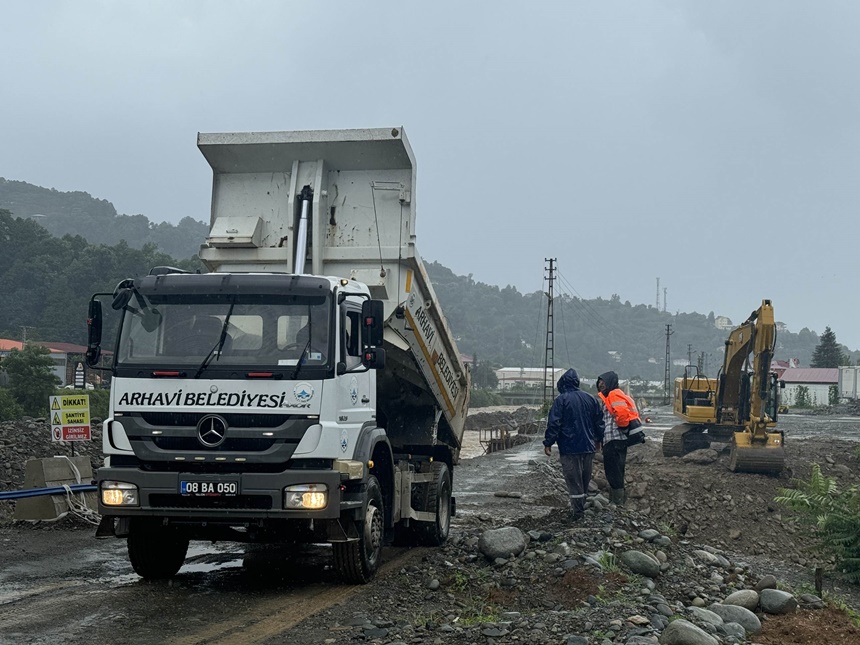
[723,300,784,473]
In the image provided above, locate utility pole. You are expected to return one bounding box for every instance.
[663,288,667,313]
[687,344,693,366]
[543,258,556,412]
[20,326,36,344]
[664,324,673,405]
[656,277,660,310]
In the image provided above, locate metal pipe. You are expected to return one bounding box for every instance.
[0,484,97,501]
[293,185,313,274]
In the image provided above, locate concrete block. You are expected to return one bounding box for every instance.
[13,456,98,521]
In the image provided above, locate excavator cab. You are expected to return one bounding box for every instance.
[674,366,717,422]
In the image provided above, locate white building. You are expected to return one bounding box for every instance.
[495,367,566,390]
[714,316,734,331]
[780,368,838,407]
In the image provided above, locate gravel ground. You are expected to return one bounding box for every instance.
[2,409,860,644]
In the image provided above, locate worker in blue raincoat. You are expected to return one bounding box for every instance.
[543,368,605,521]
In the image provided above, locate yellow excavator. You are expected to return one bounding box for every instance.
[662,299,785,474]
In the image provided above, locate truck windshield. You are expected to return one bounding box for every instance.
[114,291,331,369]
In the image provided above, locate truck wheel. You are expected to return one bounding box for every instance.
[415,462,452,546]
[333,475,384,583]
[127,518,189,580]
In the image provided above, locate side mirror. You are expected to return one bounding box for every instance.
[140,308,162,332]
[362,347,386,370]
[361,300,384,347]
[779,380,786,389]
[86,299,103,367]
[112,289,133,311]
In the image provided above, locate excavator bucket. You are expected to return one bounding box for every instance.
[728,431,785,474]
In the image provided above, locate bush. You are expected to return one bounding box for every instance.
[776,464,860,583]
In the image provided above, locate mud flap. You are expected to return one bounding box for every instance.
[95,515,116,539]
[327,517,360,542]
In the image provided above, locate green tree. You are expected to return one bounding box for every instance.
[811,326,847,368]
[471,359,499,390]
[795,385,811,408]
[830,385,840,406]
[1,345,61,416]
[0,387,24,421]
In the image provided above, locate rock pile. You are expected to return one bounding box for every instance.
[295,492,838,644]
[0,418,103,520]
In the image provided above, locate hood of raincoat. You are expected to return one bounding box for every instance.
[557,368,581,393]
[598,370,620,392]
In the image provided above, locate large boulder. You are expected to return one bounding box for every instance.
[723,589,759,611]
[478,526,526,560]
[707,603,761,635]
[759,588,799,615]
[620,550,661,578]
[659,619,719,645]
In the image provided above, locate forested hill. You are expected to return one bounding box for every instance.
[0,178,207,260]
[424,261,857,381]
[0,184,851,380]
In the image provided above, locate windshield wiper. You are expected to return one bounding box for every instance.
[290,339,312,380]
[194,301,235,379]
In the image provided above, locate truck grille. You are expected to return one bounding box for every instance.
[149,494,273,510]
[152,437,279,451]
[140,412,290,428]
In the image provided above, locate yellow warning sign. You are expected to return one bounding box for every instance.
[48,395,91,442]
[58,395,89,409]
[61,409,90,425]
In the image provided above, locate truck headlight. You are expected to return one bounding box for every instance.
[284,483,328,510]
[101,481,139,506]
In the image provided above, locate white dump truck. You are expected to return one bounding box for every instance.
[85,127,470,583]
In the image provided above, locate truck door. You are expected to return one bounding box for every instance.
[335,305,375,431]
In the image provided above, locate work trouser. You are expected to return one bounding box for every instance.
[559,452,593,519]
[603,440,628,490]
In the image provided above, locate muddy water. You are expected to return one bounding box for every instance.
[642,409,860,443]
[461,406,860,461]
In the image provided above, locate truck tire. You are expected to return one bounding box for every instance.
[414,462,452,547]
[333,475,384,584]
[127,518,189,580]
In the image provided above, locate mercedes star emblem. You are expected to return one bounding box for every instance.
[197,414,228,448]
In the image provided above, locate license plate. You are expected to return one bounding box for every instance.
[180,479,239,496]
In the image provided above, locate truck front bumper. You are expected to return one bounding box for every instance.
[97,467,361,520]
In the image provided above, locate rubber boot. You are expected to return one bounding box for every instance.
[610,487,625,507]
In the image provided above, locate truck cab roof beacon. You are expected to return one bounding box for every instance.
[86,127,471,583]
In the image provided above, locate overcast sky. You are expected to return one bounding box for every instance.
[3,1,860,349]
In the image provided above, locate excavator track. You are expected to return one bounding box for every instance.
[728,441,786,475]
[662,424,711,458]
